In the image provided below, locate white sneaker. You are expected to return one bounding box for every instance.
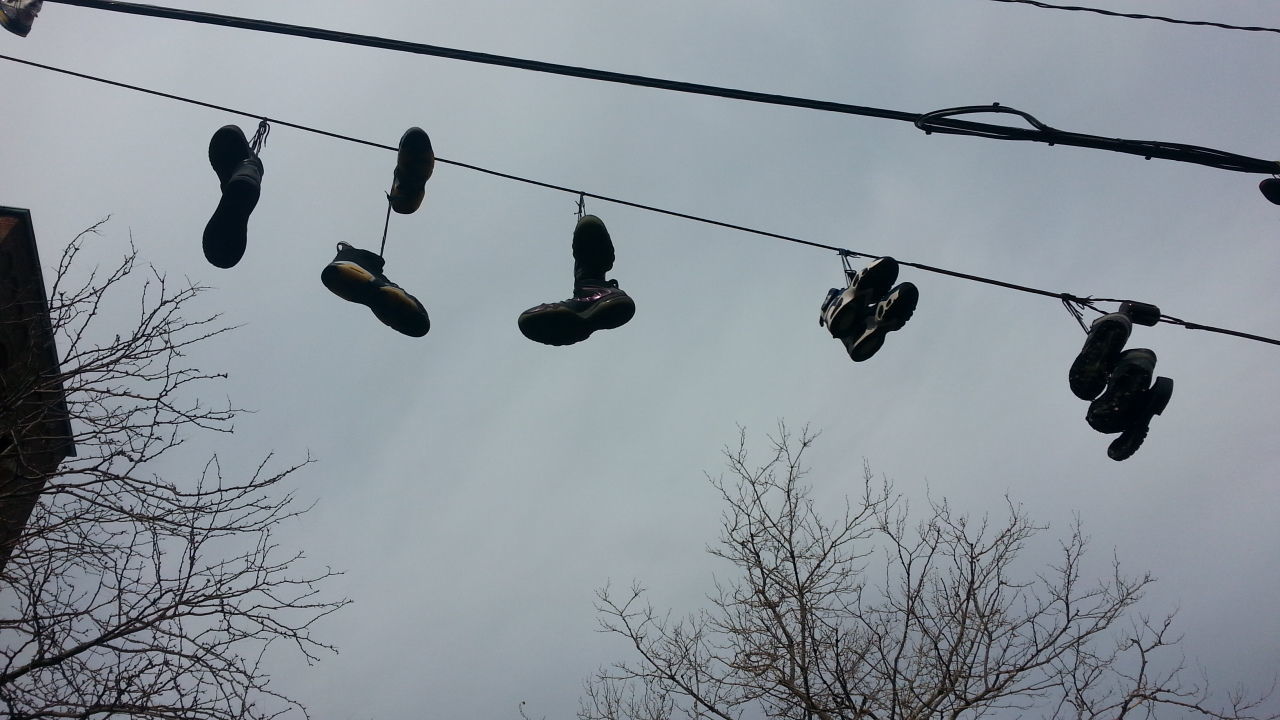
[0,0,42,37]
[841,281,919,362]
[819,256,899,338]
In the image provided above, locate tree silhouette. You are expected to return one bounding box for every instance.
[0,221,348,720]
[582,425,1276,720]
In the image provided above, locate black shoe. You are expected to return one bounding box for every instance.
[388,127,435,214]
[1107,376,1173,461]
[203,126,262,269]
[820,256,899,339]
[518,280,635,346]
[1086,348,1156,434]
[842,281,918,362]
[572,215,616,285]
[1069,312,1132,400]
[0,1,39,37]
[321,243,430,337]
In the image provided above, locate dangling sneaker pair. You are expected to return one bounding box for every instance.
[320,128,435,337]
[518,215,635,346]
[819,256,918,362]
[203,125,264,269]
[0,0,41,37]
[1069,311,1173,461]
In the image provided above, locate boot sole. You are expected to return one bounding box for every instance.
[1107,376,1173,461]
[1069,315,1130,400]
[519,295,635,346]
[1085,350,1156,434]
[202,177,259,269]
[321,262,430,337]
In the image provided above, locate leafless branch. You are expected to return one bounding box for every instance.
[0,223,347,720]
[582,425,1277,720]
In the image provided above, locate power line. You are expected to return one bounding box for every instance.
[983,0,1280,35]
[39,0,1280,176]
[2,52,1277,349]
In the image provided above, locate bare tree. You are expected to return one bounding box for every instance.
[582,426,1276,720]
[0,221,348,720]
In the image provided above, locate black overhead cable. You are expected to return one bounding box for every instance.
[4,53,1277,349]
[39,0,1280,176]
[983,0,1280,35]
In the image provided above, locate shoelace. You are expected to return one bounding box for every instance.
[248,119,270,155]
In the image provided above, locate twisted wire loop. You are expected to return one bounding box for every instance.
[916,103,1055,138]
[915,104,1280,174]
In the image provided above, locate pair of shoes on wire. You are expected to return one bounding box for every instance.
[321,128,435,337]
[1068,303,1173,461]
[819,256,918,361]
[203,124,265,269]
[0,0,41,37]
[518,214,635,346]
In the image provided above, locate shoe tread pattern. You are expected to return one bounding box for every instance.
[1068,316,1131,400]
[845,282,918,362]
[519,289,635,346]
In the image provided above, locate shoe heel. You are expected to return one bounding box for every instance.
[371,285,430,337]
[202,179,259,269]
[825,292,861,337]
[1119,301,1161,327]
[1148,376,1174,415]
[519,308,590,346]
[1068,314,1133,401]
[846,334,885,362]
[877,282,918,331]
[591,296,636,330]
[321,262,376,303]
[396,128,434,173]
[571,216,615,276]
[856,257,900,302]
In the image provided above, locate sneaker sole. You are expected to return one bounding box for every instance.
[825,258,899,337]
[321,261,376,303]
[1,14,32,36]
[321,262,430,337]
[1069,315,1131,400]
[519,295,635,346]
[846,282,918,362]
[389,127,434,215]
[371,285,430,337]
[202,176,259,269]
[1147,375,1174,416]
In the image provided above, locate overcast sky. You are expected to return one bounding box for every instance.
[3,1,1279,718]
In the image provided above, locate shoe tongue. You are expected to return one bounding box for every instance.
[347,246,385,272]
